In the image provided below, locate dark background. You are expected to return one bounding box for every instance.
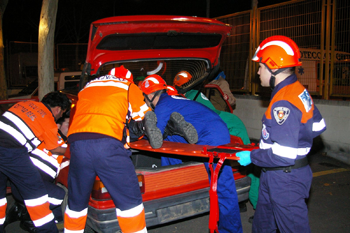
[3,0,290,43]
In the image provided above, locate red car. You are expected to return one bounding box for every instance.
[58,15,257,233]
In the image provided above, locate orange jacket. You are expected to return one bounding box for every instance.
[2,101,59,151]
[68,76,151,141]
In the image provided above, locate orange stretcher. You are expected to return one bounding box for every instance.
[130,138,258,233]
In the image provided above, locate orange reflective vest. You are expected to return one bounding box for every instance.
[68,76,151,141]
[0,101,59,152]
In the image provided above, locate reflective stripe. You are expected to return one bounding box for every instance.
[32,212,54,227]
[134,227,147,233]
[4,112,41,146]
[85,80,129,90]
[64,229,84,233]
[1,112,41,152]
[0,197,7,207]
[24,195,49,207]
[31,148,60,169]
[313,118,326,132]
[31,149,60,169]
[60,160,70,170]
[30,157,57,179]
[116,203,144,218]
[65,206,88,218]
[0,217,5,224]
[0,121,33,151]
[131,103,149,120]
[259,140,310,159]
[48,197,63,206]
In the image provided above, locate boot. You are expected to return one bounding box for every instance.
[163,112,198,144]
[144,111,163,149]
[3,201,24,228]
[18,203,37,233]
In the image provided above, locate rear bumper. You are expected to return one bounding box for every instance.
[87,176,250,233]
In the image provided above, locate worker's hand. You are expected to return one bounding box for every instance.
[236,151,251,166]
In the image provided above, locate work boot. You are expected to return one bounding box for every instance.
[144,111,163,149]
[18,203,37,233]
[3,201,24,228]
[163,112,198,144]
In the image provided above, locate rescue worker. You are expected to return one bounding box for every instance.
[64,66,163,233]
[236,35,327,233]
[174,71,250,145]
[0,91,70,233]
[141,74,243,233]
[6,114,70,232]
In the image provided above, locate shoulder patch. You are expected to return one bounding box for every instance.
[298,89,313,112]
[273,107,290,125]
[262,124,269,140]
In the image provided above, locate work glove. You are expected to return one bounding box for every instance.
[236,151,251,166]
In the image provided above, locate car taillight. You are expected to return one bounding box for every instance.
[91,174,145,200]
[138,174,145,194]
[91,178,111,200]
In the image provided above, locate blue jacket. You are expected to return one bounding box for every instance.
[155,93,230,146]
[251,74,326,167]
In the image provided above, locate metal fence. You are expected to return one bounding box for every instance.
[6,42,87,87]
[56,43,87,71]
[216,0,350,99]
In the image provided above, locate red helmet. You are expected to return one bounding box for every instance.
[141,74,167,95]
[108,65,134,83]
[252,35,302,69]
[173,71,192,87]
[166,85,179,96]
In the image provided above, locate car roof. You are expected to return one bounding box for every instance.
[85,15,232,76]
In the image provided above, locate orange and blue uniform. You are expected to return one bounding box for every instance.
[0,100,60,233]
[250,74,326,233]
[64,75,150,233]
[10,132,68,222]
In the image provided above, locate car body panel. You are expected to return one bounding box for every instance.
[85,15,231,76]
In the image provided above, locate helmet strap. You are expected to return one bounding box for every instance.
[269,75,276,90]
[144,90,162,110]
[266,66,288,90]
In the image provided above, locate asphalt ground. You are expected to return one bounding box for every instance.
[4,149,350,233]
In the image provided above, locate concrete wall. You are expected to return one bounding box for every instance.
[234,95,350,164]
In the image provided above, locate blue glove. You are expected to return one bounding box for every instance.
[236,151,251,166]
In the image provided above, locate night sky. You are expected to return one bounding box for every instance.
[3,0,290,43]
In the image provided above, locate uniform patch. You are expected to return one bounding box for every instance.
[273,107,290,125]
[262,124,269,140]
[299,89,313,112]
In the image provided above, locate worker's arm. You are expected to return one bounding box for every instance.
[49,146,66,155]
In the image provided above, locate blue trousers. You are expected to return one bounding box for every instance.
[67,138,143,213]
[11,176,66,222]
[252,166,312,233]
[0,146,58,233]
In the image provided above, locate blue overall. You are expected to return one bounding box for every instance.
[10,167,66,222]
[0,147,58,233]
[250,75,326,233]
[67,137,143,216]
[156,93,242,233]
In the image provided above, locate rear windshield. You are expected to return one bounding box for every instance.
[96,33,222,50]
